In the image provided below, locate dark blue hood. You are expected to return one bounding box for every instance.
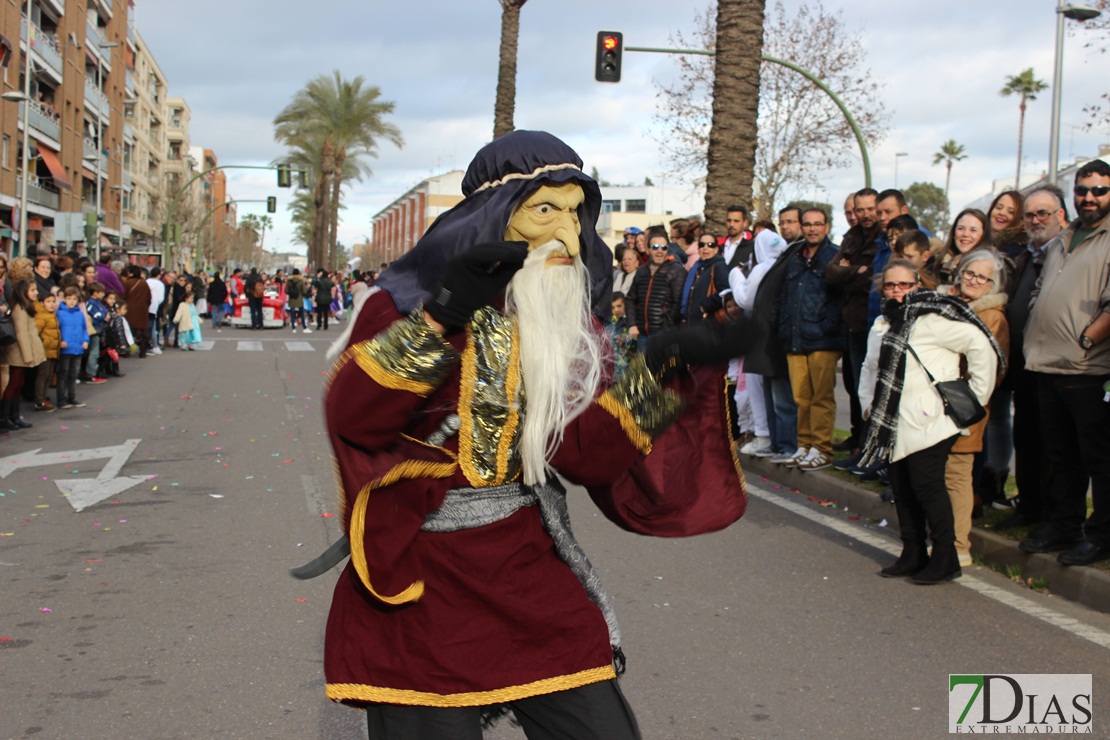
[376,130,613,315]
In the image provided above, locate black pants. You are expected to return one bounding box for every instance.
[1011,368,1050,523]
[316,303,329,330]
[1036,372,1110,546]
[889,435,959,551]
[55,355,80,405]
[365,679,641,740]
[248,295,264,329]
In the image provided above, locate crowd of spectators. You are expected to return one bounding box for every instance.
[0,250,379,423]
[610,158,1110,573]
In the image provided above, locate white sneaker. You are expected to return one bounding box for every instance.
[769,450,797,465]
[779,447,810,467]
[740,435,772,456]
[302,328,312,334]
[291,328,298,333]
[798,449,831,471]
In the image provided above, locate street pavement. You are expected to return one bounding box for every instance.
[2,332,1109,739]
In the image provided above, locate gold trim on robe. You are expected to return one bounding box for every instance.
[353,310,459,396]
[599,355,683,454]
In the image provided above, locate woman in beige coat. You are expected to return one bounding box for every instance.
[1,280,47,430]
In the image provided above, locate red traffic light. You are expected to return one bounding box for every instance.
[595,31,623,83]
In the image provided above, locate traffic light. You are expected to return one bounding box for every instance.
[298,168,308,188]
[595,31,623,83]
[277,164,291,188]
[266,196,277,213]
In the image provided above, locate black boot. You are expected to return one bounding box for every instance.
[911,543,961,584]
[879,544,929,578]
[0,400,15,431]
[10,398,32,429]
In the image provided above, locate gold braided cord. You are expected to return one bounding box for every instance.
[348,459,458,605]
[721,373,747,496]
[598,392,653,454]
[457,325,481,485]
[600,356,683,452]
[352,312,458,397]
[326,665,616,707]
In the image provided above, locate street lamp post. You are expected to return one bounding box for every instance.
[1048,2,1102,185]
[894,152,909,188]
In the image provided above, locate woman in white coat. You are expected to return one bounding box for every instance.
[858,260,1005,584]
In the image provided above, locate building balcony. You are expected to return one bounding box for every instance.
[17,175,61,210]
[125,69,135,98]
[123,122,134,141]
[20,18,64,81]
[84,79,111,119]
[126,22,135,47]
[19,101,62,143]
[86,21,111,71]
[99,0,114,20]
[38,0,65,18]
[122,170,132,189]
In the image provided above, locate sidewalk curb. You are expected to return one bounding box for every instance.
[742,456,1110,615]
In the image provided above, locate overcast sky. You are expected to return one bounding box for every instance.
[135,0,1108,255]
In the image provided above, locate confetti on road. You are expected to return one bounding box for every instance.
[321,512,334,518]
[209,494,224,499]
[40,607,52,613]
[294,598,307,603]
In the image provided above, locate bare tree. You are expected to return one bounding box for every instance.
[657,1,888,223]
[493,0,529,139]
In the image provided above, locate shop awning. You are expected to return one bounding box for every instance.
[38,145,71,191]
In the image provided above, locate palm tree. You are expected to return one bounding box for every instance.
[1000,68,1048,188]
[932,139,967,204]
[493,0,529,139]
[274,72,402,268]
[704,0,766,231]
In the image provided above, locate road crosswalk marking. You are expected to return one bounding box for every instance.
[237,341,264,351]
[285,341,315,352]
[195,341,215,351]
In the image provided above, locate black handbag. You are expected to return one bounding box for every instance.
[0,307,15,348]
[906,344,986,428]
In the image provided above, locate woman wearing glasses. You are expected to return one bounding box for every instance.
[945,251,1010,567]
[858,259,1004,584]
[681,233,729,323]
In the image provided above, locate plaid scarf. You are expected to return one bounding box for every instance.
[858,290,1006,468]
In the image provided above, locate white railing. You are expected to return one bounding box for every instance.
[16,175,61,210]
[20,101,62,141]
[21,18,64,77]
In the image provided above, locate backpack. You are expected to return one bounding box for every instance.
[286,278,302,300]
[252,281,265,299]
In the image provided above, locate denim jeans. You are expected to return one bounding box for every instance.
[210,303,225,330]
[763,374,798,455]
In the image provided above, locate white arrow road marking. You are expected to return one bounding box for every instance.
[0,439,156,512]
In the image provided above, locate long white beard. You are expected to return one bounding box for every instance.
[505,240,603,485]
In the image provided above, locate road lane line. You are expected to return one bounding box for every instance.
[748,483,1110,650]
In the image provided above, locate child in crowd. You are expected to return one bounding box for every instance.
[33,292,60,412]
[85,282,109,384]
[110,299,136,358]
[606,292,636,378]
[173,291,202,351]
[99,292,125,378]
[55,286,89,409]
[893,230,939,290]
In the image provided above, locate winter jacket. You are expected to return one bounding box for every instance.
[865,234,893,327]
[1024,218,1110,376]
[858,311,997,463]
[681,254,729,323]
[86,297,109,334]
[34,302,60,359]
[624,259,686,336]
[1,304,46,367]
[206,277,229,306]
[1003,246,1044,379]
[778,238,844,354]
[824,223,881,333]
[124,276,152,330]
[952,293,1010,454]
[173,301,197,332]
[55,303,89,356]
[285,275,308,309]
[95,263,125,296]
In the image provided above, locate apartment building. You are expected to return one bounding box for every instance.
[0,0,128,257]
[370,170,464,262]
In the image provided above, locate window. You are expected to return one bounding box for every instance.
[625,199,646,213]
[1,135,8,169]
[601,199,621,213]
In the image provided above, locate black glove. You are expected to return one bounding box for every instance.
[700,293,724,314]
[425,241,529,331]
[644,316,765,379]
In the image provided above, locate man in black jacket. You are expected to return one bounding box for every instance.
[625,235,686,350]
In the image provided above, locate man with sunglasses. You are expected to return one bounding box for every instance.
[1020,159,1110,567]
[625,234,686,349]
